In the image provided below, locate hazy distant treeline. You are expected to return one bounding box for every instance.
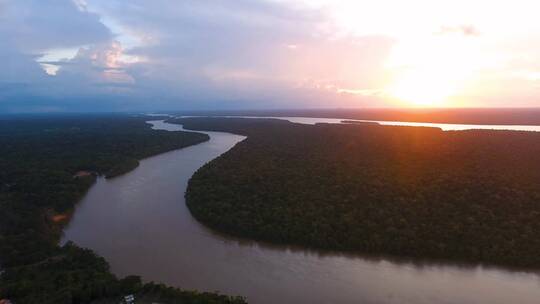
[171,108,540,125]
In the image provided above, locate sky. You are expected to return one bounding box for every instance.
[1,0,540,112]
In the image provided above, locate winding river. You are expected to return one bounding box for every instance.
[62,119,540,304]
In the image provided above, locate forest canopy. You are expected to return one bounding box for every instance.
[0,114,245,304]
[171,117,540,269]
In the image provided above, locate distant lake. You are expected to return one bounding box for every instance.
[188,115,540,132]
[62,119,540,304]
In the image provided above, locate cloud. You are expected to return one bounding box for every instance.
[55,41,137,85]
[437,25,480,37]
[337,88,384,97]
[83,0,394,107]
[0,47,46,83]
[3,0,540,111]
[0,0,111,51]
[0,0,392,111]
[0,0,119,111]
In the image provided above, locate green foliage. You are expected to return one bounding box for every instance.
[2,242,118,303]
[175,117,540,269]
[0,115,245,303]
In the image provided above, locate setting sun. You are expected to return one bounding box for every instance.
[381,31,481,107]
[387,69,458,107]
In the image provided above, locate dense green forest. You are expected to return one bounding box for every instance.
[171,117,540,269]
[0,114,245,304]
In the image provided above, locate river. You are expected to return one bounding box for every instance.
[184,115,540,132]
[62,119,540,304]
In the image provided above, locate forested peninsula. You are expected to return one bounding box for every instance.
[0,114,245,304]
[171,117,540,269]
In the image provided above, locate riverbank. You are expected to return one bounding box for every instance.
[0,115,243,303]
[172,117,540,270]
[58,117,540,304]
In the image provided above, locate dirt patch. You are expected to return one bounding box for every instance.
[73,170,93,178]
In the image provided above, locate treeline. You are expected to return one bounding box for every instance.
[171,107,540,125]
[2,242,245,303]
[0,114,245,303]
[172,117,540,269]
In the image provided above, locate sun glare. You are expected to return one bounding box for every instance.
[382,33,481,107]
[388,69,458,107]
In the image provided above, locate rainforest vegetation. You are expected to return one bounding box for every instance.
[172,117,540,269]
[0,114,245,304]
